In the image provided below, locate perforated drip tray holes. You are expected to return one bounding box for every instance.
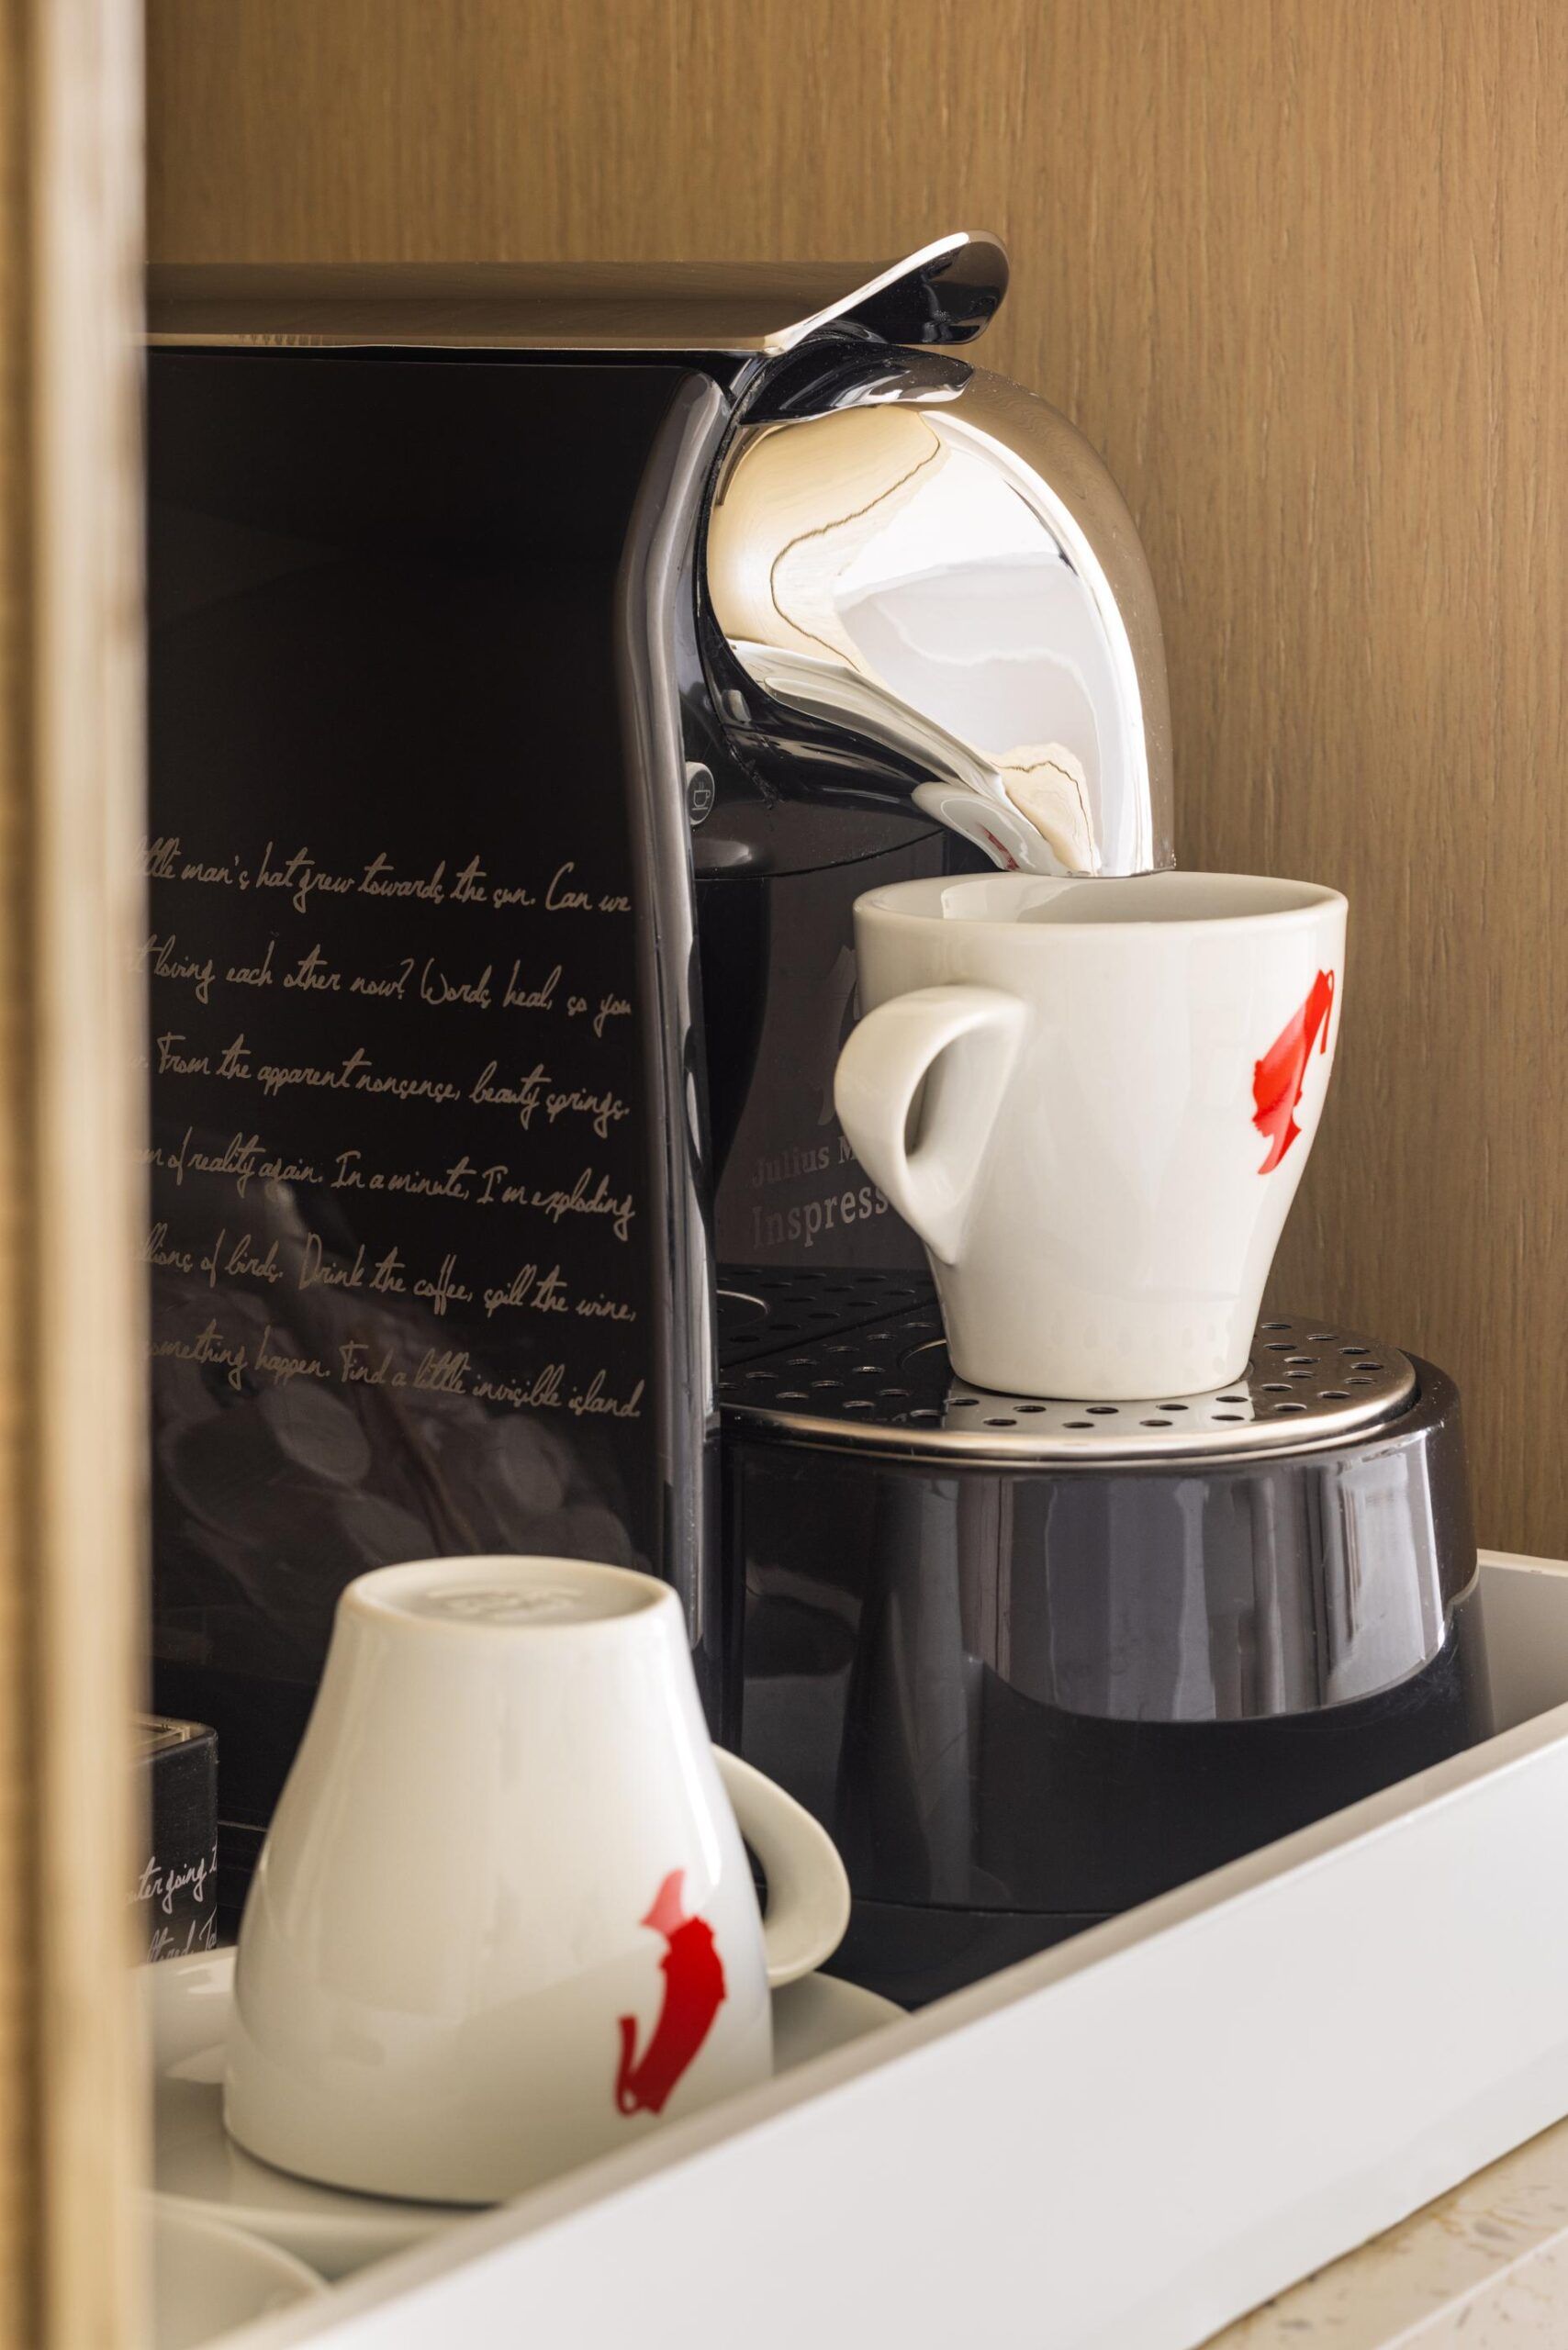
[717,1266,937,1364]
[717,1273,1416,1463]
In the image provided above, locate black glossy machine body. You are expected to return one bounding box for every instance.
[144,246,999,1886]
[144,243,1490,1969]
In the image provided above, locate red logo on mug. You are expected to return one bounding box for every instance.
[615,1870,727,2117]
[1252,970,1335,1173]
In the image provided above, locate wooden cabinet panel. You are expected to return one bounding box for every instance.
[146,0,1568,1554]
[0,0,145,2340]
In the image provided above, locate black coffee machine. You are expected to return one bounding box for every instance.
[145,236,1488,1972]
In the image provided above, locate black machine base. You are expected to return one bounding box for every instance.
[726,1274,1494,2006]
[818,1607,1488,2007]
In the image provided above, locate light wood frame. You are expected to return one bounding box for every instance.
[0,0,145,2341]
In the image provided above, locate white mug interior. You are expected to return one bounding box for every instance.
[868,869,1340,929]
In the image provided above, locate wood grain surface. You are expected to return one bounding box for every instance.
[146,0,1568,1554]
[0,0,146,2339]
[0,8,36,2332]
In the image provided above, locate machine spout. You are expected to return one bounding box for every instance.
[705,352,1173,878]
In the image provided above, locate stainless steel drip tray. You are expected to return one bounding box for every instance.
[718,1272,1415,1461]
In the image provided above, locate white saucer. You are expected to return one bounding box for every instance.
[149,1948,902,2280]
[152,2204,325,2349]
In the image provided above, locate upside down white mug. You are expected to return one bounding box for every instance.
[834,871,1347,1401]
[224,1556,850,2204]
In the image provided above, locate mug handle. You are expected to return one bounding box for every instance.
[834,984,1027,1265]
[714,1749,851,1989]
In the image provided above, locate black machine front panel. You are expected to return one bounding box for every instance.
[146,352,722,1830]
[700,840,941,1278]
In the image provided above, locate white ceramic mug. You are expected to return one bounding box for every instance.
[834,871,1347,1400]
[225,1556,850,2204]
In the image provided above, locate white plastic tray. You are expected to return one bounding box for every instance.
[218,1550,1568,2350]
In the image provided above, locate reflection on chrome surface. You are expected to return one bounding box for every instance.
[707,362,1172,878]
